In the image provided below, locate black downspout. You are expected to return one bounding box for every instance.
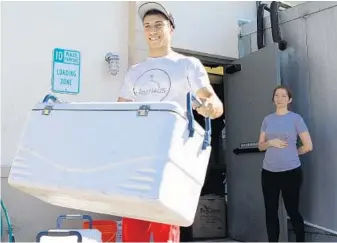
[256,1,287,51]
[270,1,287,51]
[257,3,268,50]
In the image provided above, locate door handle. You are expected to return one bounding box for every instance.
[233,147,264,155]
[56,214,93,229]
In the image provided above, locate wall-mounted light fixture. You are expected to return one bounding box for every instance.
[105,52,120,76]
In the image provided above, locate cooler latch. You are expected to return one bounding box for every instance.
[41,94,61,116]
[137,105,150,116]
[42,105,53,115]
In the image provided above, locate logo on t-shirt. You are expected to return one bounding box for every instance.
[133,69,171,101]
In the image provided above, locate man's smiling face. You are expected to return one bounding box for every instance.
[143,13,172,50]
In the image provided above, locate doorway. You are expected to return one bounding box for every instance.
[180,65,228,242]
[180,43,288,242]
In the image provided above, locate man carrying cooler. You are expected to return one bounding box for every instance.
[117,2,224,242]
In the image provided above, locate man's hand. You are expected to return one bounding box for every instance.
[117,97,133,102]
[194,87,224,119]
[195,97,223,119]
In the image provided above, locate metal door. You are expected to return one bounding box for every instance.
[225,43,288,242]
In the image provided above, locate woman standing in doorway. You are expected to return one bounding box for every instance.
[258,85,313,242]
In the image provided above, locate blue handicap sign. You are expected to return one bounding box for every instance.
[51,48,81,94]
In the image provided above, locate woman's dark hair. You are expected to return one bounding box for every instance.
[272,84,293,102]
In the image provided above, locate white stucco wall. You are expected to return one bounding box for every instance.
[1,1,130,167]
[1,2,129,241]
[1,1,258,241]
[160,1,257,58]
[131,1,257,63]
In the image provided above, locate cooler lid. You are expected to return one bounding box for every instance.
[33,101,187,118]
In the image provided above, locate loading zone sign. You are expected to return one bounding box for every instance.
[51,48,81,94]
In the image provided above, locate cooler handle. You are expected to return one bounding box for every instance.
[42,94,61,103]
[186,92,212,150]
[56,214,93,229]
[36,230,82,242]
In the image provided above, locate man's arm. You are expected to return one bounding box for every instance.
[187,57,224,119]
[117,67,135,102]
[195,86,223,119]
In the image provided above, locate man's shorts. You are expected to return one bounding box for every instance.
[122,217,180,242]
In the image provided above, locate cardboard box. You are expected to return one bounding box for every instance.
[192,195,227,239]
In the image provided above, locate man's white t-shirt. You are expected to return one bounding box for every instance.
[118,52,211,110]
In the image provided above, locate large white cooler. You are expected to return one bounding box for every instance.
[8,93,212,226]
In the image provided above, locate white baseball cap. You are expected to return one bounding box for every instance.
[138,2,175,29]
